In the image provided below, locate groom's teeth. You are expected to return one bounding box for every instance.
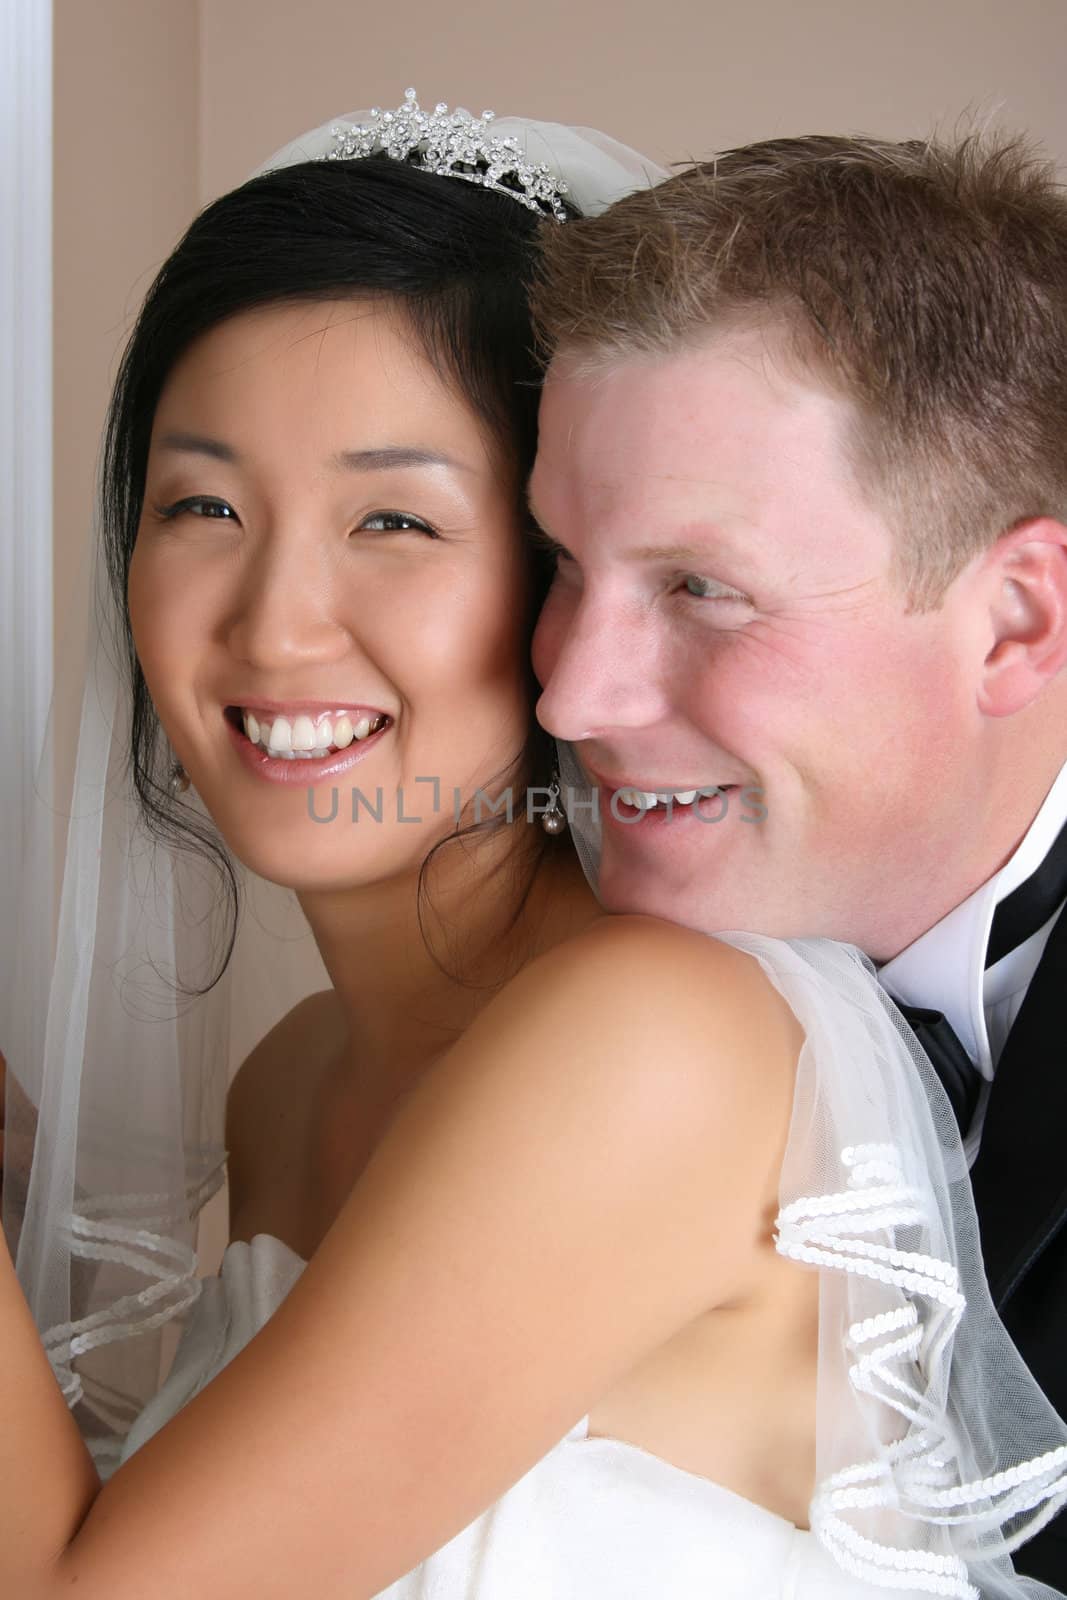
[615,785,719,811]
[244,711,260,744]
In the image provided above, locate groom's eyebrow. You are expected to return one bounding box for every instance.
[626,528,753,566]
[629,542,719,563]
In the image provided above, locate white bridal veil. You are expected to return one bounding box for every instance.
[3,90,1066,1598]
[0,96,666,1467]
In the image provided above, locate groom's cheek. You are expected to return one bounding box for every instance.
[739,785,767,824]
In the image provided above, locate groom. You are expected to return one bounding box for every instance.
[529,132,1067,1586]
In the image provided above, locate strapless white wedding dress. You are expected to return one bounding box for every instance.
[113,938,1067,1599]
[118,1232,869,1598]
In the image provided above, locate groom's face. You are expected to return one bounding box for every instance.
[530,326,984,957]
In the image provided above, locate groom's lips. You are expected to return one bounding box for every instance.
[582,764,740,796]
[579,764,740,826]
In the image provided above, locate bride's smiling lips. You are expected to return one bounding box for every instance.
[222,702,392,786]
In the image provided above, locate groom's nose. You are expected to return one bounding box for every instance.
[534,590,669,740]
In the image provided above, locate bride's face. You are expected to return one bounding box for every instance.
[128,299,533,891]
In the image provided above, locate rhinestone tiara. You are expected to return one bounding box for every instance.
[322,88,570,222]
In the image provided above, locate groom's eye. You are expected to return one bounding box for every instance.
[680,574,751,604]
[529,524,575,564]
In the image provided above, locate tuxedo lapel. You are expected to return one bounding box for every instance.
[968,903,1067,1309]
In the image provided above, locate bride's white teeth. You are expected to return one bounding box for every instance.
[291,714,317,752]
[239,707,387,756]
[674,790,698,805]
[267,716,292,754]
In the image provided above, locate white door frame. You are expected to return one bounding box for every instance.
[1,0,53,985]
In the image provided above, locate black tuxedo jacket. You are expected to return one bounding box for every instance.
[969,901,1067,1588]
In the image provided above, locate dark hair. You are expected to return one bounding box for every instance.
[102,155,558,991]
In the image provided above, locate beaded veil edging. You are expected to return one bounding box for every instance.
[41,1161,225,1471]
[777,1144,1067,1597]
[43,1168,223,1391]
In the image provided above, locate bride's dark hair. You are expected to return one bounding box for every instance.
[100,156,558,993]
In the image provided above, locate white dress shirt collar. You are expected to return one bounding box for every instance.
[878,758,1067,1080]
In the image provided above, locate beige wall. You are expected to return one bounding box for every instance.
[53,0,199,826]
[197,0,1067,204]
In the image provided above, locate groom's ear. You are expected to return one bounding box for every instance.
[976,517,1067,716]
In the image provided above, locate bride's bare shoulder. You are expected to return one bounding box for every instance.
[225,989,345,1228]
[508,914,796,1048]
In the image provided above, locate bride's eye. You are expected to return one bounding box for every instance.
[357,510,439,537]
[156,496,238,522]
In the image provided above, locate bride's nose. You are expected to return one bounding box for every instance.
[224,534,351,670]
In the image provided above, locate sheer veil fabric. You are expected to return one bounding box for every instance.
[0,108,665,1465]
[555,741,1067,1597]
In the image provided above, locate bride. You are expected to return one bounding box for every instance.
[2,94,1066,1600]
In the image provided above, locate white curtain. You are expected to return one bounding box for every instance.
[1,0,53,1244]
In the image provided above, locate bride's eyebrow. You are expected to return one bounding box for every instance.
[154,434,472,476]
[328,446,473,475]
[156,431,238,463]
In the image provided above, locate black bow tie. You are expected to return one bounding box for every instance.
[896,1003,982,1136]
[986,816,1067,966]
[893,815,1067,1135]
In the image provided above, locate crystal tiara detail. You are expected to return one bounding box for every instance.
[322,88,571,221]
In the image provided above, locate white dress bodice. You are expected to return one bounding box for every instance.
[119,1233,869,1598]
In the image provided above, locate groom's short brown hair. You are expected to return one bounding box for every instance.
[532,133,1067,606]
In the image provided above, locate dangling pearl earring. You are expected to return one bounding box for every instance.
[169,760,191,796]
[541,771,568,835]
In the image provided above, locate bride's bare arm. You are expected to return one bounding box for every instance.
[2,917,799,1600]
